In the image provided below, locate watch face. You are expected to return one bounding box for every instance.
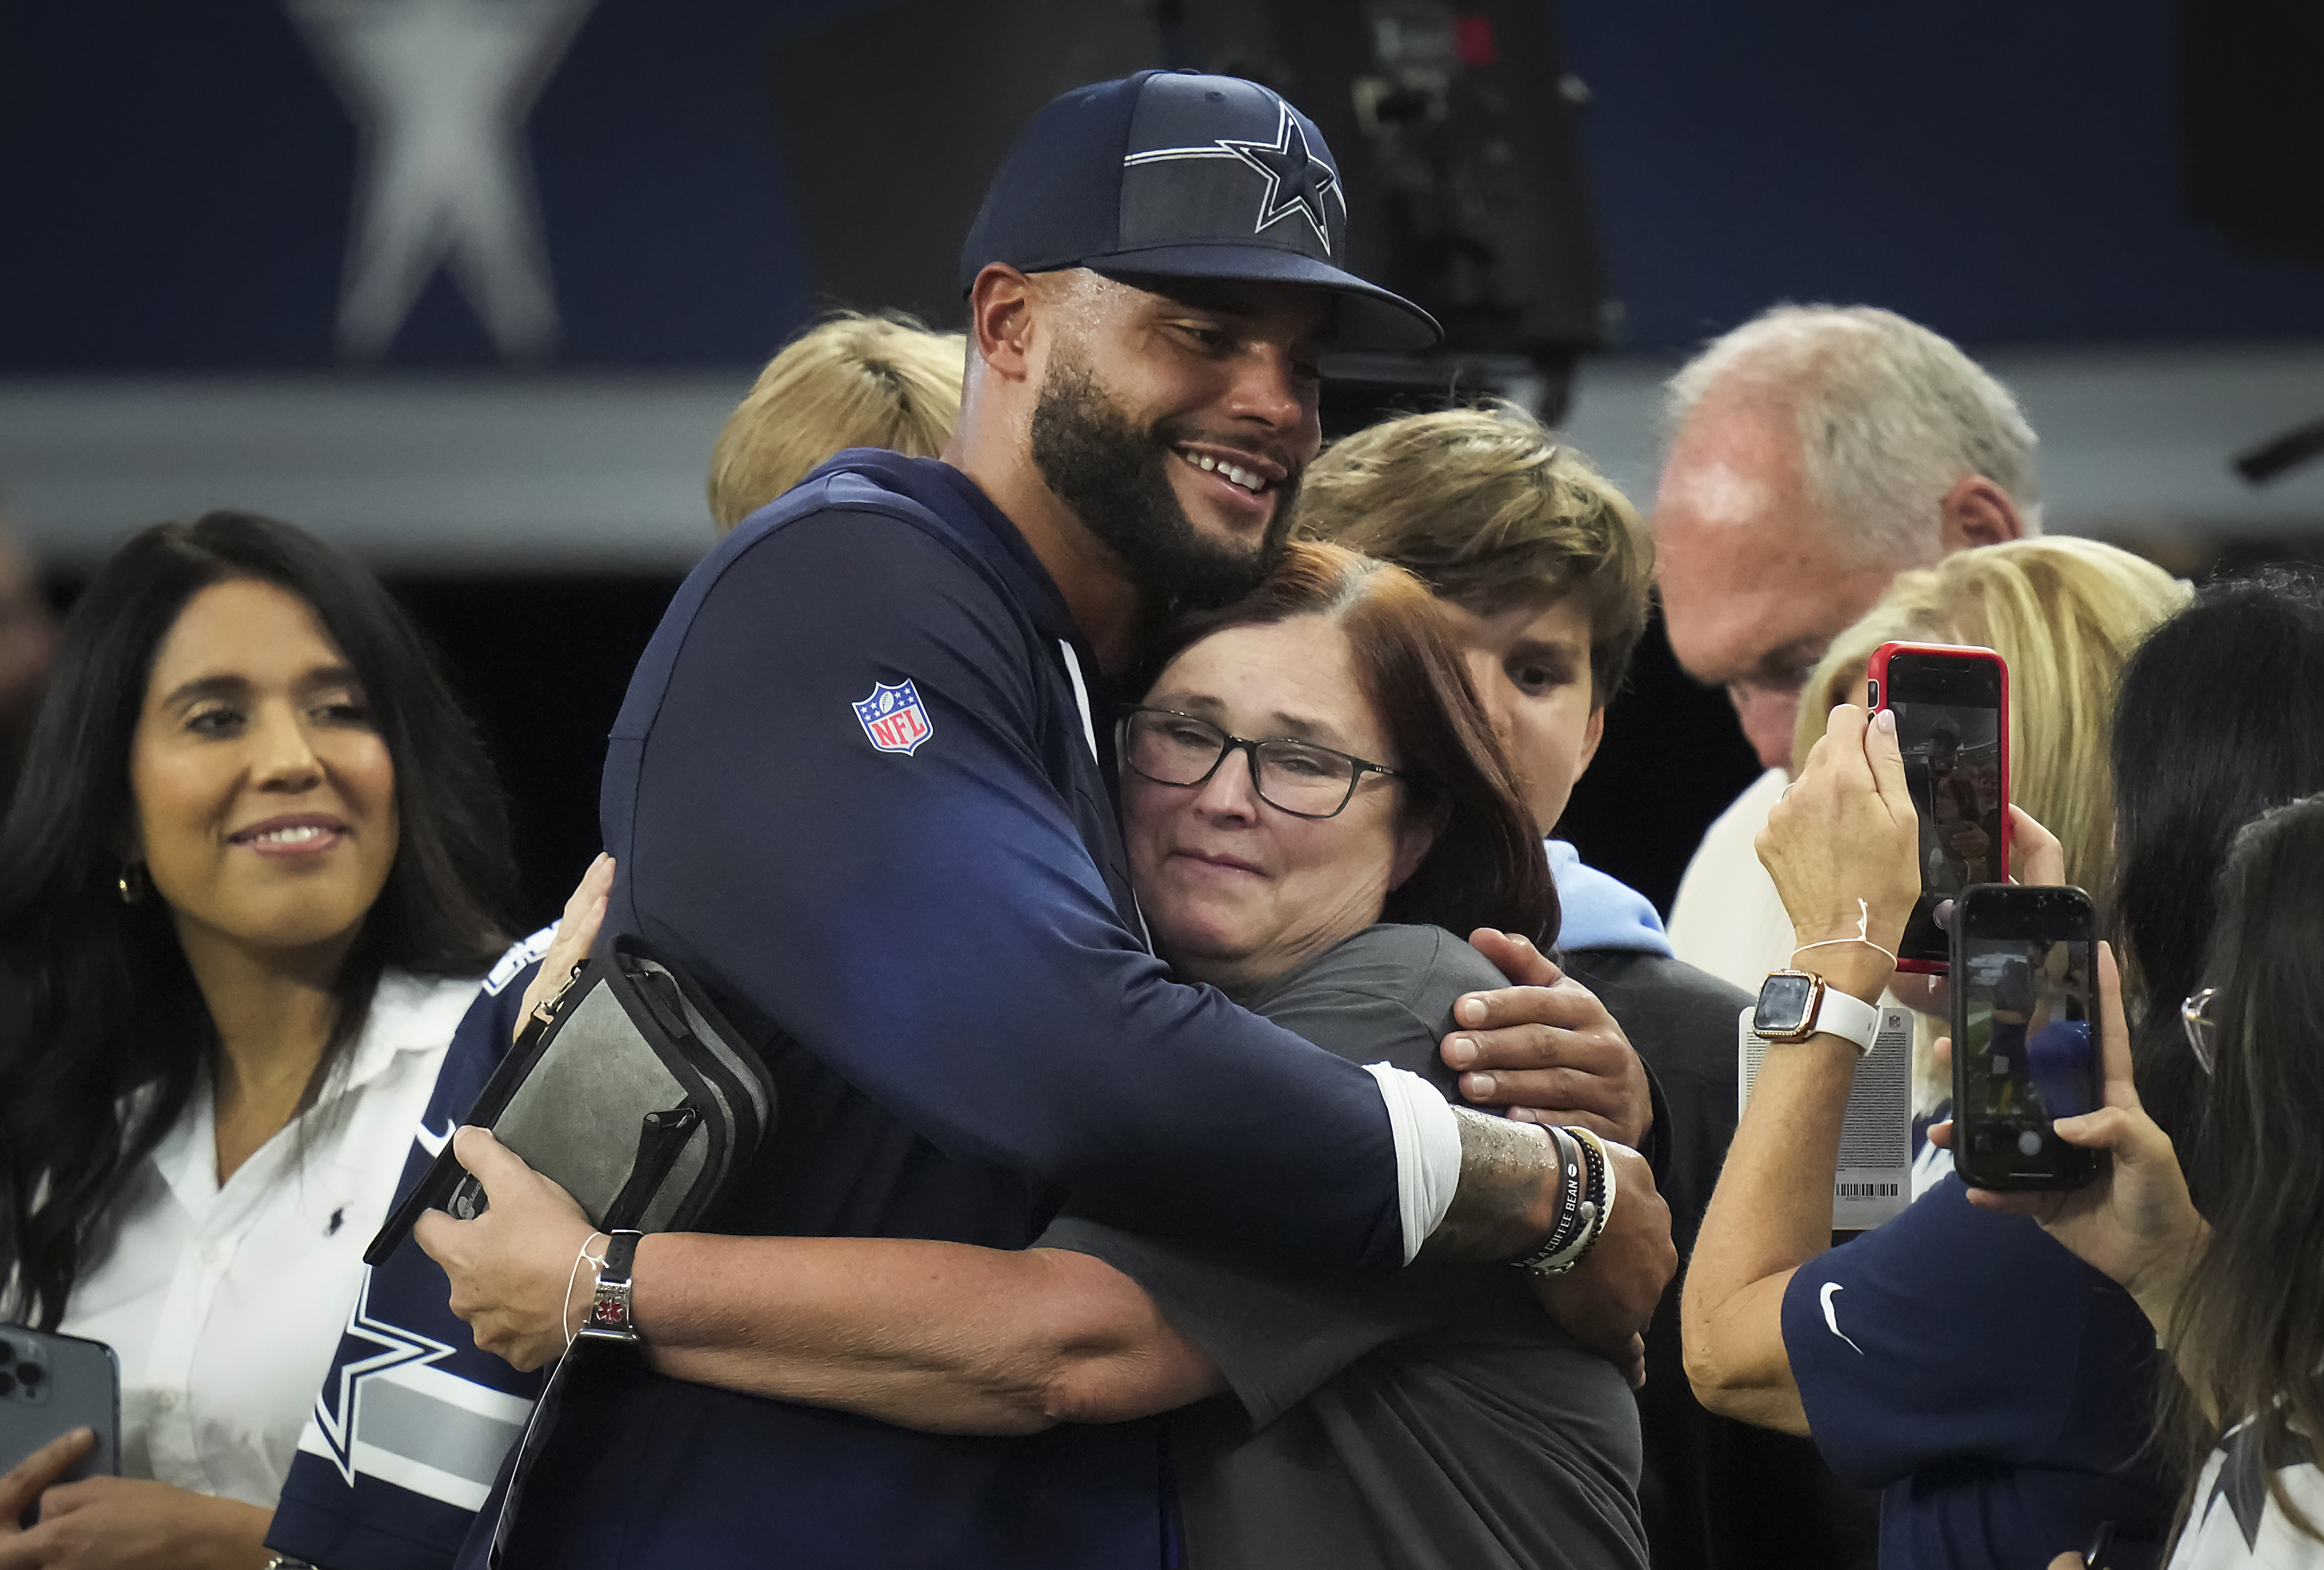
[1754,972,1819,1037]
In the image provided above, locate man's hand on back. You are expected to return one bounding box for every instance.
[1442,930,1653,1148]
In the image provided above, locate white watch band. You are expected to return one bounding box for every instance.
[1808,986,1882,1056]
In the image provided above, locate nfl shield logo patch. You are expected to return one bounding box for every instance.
[853,679,934,756]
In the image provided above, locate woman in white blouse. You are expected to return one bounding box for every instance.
[0,512,524,1568]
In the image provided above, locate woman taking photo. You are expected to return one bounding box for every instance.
[1975,795,2324,1570]
[0,512,518,1567]
[427,541,1671,1570]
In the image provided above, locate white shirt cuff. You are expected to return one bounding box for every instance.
[1363,1063,1462,1264]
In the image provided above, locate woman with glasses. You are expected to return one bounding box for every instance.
[425,542,1671,1570]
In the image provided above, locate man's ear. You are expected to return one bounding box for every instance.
[1938,475,2027,550]
[966,264,1038,384]
[1388,797,1450,892]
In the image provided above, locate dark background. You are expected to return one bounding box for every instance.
[9,0,2323,928]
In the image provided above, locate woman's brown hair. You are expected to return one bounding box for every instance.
[1154,541,1559,945]
[2158,795,2324,1547]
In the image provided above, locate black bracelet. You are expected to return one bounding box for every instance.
[1515,1125,1615,1277]
[1512,1126,1587,1274]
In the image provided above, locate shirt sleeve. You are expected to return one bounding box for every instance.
[267,939,550,1570]
[1778,1176,2114,1488]
[606,508,1407,1268]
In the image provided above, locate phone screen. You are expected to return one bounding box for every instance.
[1881,651,2006,966]
[1951,885,2100,1190]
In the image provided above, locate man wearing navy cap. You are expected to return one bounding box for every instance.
[268,72,1664,1570]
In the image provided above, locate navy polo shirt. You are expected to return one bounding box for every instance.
[453,451,1413,1568]
[1780,1177,2170,1570]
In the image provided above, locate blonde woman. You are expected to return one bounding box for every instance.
[705,311,966,533]
[1790,536,2188,1186]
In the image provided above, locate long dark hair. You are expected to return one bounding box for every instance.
[1154,540,1559,945]
[2160,796,2324,1542]
[2109,567,2324,1156]
[0,513,515,1328]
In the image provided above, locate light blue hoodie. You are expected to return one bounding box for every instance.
[1546,839,1674,957]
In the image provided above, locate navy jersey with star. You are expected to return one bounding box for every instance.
[445,451,1413,1568]
[1779,1177,2171,1570]
[266,932,552,1570]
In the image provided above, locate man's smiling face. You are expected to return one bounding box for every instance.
[1029,271,1331,610]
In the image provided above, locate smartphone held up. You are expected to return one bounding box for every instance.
[1949,884,2103,1192]
[1867,642,2011,973]
[0,1323,118,1486]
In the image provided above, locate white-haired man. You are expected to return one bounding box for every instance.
[1656,305,2037,992]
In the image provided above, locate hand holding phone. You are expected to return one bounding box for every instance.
[1945,941,2205,1316]
[1949,884,2101,1191]
[1867,642,2011,974]
[0,1325,118,1524]
[1759,702,1921,995]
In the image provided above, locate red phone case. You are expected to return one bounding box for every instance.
[1866,641,2011,974]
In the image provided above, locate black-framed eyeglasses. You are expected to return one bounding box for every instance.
[1116,705,1401,821]
[2181,987,2218,1076]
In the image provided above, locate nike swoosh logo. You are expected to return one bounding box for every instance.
[1821,1282,1865,1354]
[414,1119,455,1158]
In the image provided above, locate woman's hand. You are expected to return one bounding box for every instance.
[413,1126,599,1372]
[1757,705,1919,1001]
[2004,803,2066,888]
[0,1430,271,1570]
[0,1430,88,1566]
[1929,943,2204,1331]
[513,854,614,1044]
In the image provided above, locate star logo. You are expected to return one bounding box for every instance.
[2202,1420,2314,1549]
[1122,100,1348,255]
[286,0,597,361]
[1218,103,1343,252]
[309,1266,458,1484]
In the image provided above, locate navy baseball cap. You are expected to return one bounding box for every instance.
[961,71,1441,353]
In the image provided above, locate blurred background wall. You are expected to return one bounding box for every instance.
[3,0,2318,922]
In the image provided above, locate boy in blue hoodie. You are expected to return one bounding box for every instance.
[1298,406,1877,1570]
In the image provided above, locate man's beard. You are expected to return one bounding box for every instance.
[1029,353,1297,613]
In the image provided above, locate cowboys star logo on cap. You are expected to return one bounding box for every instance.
[1124,101,1346,254]
[958,70,1441,353]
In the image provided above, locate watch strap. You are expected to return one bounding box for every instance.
[1807,985,1882,1056]
[576,1229,643,1343]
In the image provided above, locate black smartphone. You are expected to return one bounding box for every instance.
[1867,641,2011,973]
[1949,884,2102,1191]
[0,1325,119,1489]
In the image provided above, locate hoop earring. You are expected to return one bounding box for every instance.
[117,864,148,905]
